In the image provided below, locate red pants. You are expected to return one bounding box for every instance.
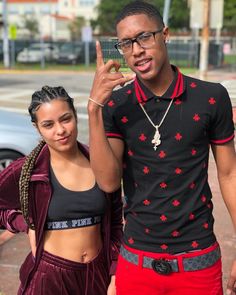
[116,243,223,295]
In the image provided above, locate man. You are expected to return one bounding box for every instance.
[87,1,236,294]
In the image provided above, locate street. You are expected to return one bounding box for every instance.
[0,72,95,144]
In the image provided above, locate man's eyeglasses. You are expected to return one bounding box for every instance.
[114,28,163,55]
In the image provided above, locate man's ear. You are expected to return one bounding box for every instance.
[163,26,170,43]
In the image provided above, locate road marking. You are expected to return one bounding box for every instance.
[0,90,32,100]
[0,88,89,118]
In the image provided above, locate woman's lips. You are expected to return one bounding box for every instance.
[58,136,70,144]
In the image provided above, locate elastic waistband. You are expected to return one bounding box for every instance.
[45,215,102,230]
[120,243,221,274]
[41,248,104,271]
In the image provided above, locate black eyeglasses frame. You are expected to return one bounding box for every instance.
[114,28,164,55]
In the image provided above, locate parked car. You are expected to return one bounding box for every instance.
[16,43,59,63]
[56,41,96,64]
[0,110,39,172]
[0,40,30,62]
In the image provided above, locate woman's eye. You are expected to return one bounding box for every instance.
[42,123,53,129]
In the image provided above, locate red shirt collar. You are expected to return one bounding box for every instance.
[134,65,185,104]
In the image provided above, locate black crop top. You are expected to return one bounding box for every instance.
[45,166,107,230]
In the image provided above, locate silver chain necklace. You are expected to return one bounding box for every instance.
[139,99,174,150]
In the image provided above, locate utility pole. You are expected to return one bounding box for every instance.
[2,0,10,68]
[163,0,172,26]
[199,0,210,80]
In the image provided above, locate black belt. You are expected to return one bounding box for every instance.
[120,245,221,275]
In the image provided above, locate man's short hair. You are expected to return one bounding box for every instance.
[115,1,164,29]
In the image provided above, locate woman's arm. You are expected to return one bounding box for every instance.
[0,158,27,233]
[0,209,28,233]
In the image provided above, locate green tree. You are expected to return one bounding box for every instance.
[68,16,86,41]
[22,15,39,39]
[92,0,132,35]
[93,0,189,35]
[167,0,189,31]
[223,0,236,33]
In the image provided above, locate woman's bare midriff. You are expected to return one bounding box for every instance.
[43,224,102,263]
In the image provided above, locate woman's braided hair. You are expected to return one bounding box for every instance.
[19,140,45,229]
[19,86,76,229]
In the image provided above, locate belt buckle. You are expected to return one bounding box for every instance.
[151,259,172,275]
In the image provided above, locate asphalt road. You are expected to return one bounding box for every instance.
[0,72,95,144]
[0,72,95,93]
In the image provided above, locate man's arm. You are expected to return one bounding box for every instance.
[211,140,236,295]
[211,140,236,228]
[87,41,133,192]
[88,103,124,192]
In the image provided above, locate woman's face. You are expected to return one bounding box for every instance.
[34,99,78,153]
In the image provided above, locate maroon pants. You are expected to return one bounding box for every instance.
[21,248,110,295]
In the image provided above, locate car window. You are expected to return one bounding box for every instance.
[29,44,42,50]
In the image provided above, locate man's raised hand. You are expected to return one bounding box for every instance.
[89,41,135,107]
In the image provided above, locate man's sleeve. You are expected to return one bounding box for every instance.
[209,84,235,144]
[102,96,124,140]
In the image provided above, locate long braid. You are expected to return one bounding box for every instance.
[19,85,77,229]
[19,140,45,229]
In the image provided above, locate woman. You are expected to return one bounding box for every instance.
[0,86,123,295]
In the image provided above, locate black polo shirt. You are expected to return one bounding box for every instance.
[103,66,234,254]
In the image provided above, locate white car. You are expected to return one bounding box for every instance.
[16,43,59,63]
[0,110,39,172]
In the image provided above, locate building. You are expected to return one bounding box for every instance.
[1,0,100,40]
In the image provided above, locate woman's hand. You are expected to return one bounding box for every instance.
[28,228,36,257]
[107,275,116,295]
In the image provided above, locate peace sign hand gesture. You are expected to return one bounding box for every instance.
[89,41,135,107]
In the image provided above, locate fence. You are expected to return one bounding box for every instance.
[100,38,224,68]
[0,38,227,68]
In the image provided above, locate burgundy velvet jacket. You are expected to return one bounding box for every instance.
[0,143,123,294]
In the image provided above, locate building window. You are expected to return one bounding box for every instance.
[24,6,34,14]
[9,7,18,14]
[41,6,50,13]
[79,0,95,6]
